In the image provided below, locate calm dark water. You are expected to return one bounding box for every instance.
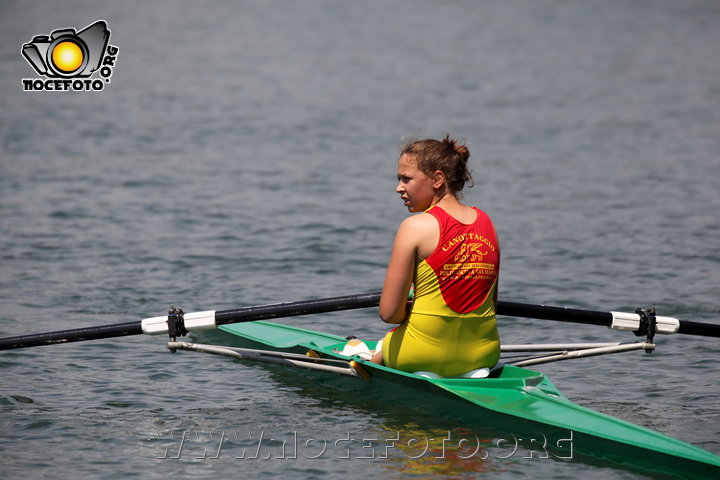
[1,1,719,478]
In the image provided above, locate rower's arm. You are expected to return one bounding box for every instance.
[379,219,418,324]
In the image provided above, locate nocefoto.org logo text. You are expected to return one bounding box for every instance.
[21,20,118,92]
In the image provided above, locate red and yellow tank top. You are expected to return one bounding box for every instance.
[382,206,501,376]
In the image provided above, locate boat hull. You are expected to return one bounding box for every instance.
[211,321,720,477]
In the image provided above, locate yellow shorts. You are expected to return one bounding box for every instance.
[381,312,500,377]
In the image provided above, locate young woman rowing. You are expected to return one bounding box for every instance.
[371,135,501,377]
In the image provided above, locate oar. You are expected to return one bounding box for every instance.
[1,292,718,351]
[497,301,720,337]
[0,292,382,350]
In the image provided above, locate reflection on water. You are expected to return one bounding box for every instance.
[371,423,571,478]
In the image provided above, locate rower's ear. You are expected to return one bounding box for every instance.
[432,170,445,189]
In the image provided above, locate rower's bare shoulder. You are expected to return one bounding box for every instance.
[394,214,439,258]
[398,212,438,233]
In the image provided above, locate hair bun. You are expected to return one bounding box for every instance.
[454,143,469,157]
[442,134,469,159]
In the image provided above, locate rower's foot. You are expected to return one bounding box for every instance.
[341,339,372,360]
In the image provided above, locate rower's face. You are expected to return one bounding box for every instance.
[396,154,435,213]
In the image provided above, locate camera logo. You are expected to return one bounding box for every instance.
[22,20,118,92]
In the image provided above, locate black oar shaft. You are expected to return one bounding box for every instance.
[678,320,720,338]
[497,301,613,327]
[215,292,383,325]
[0,321,143,350]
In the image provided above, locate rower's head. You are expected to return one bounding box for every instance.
[399,134,474,197]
